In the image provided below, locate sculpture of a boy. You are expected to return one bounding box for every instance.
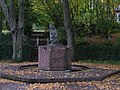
[49,24,59,44]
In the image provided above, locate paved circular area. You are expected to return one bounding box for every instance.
[0,64,119,83]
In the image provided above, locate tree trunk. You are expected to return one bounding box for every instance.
[12,28,23,61]
[0,8,2,38]
[0,0,24,61]
[12,31,17,60]
[16,28,23,61]
[62,0,74,60]
[12,0,24,61]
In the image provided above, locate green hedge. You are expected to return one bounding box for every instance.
[0,34,33,61]
[0,34,12,60]
[75,44,120,61]
[0,45,32,60]
[0,45,12,59]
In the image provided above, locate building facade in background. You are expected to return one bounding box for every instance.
[115,4,120,22]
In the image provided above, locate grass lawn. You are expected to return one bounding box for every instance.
[0,61,119,90]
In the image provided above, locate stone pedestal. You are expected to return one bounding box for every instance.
[38,44,71,71]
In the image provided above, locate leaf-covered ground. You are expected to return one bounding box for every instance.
[0,62,119,90]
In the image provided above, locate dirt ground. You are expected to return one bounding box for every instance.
[86,33,120,44]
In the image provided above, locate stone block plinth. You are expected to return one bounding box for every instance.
[38,44,71,71]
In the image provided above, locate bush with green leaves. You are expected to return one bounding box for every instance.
[75,44,120,62]
[0,34,32,61]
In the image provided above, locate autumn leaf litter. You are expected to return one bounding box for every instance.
[0,62,119,90]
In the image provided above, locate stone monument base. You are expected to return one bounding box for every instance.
[38,44,71,71]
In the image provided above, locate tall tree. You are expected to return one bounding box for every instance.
[62,0,74,60]
[0,0,24,61]
[32,0,64,28]
[0,7,2,38]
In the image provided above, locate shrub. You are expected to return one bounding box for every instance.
[0,34,32,60]
[75,44,120,61]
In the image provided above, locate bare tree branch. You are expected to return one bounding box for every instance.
[0,0,10,26]
[0,0,16,31]
[9,0,16,28]
[18,0,24,29]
